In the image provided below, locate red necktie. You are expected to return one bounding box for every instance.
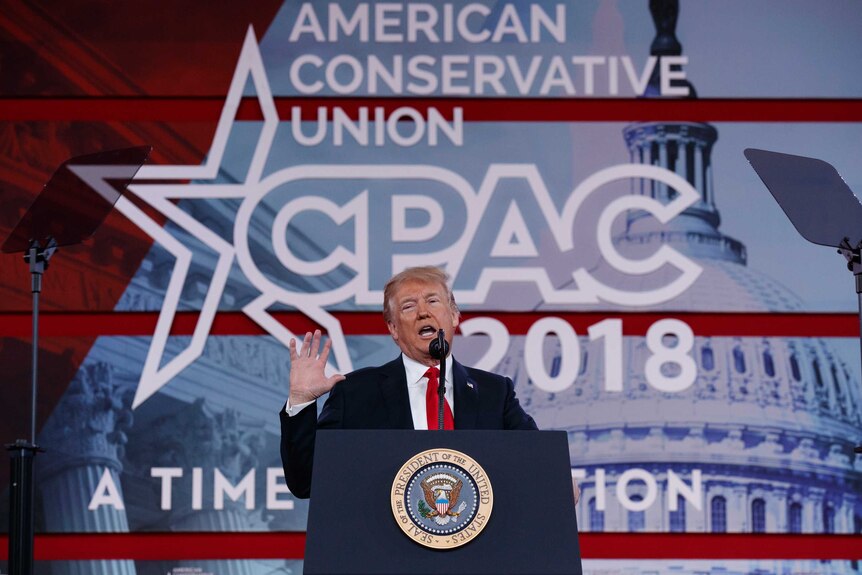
[424,367,454,430]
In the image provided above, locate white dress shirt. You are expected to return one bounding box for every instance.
[402,353,455,430]
[285,354,455,429]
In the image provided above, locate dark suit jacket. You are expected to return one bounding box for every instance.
[280,355,537,498]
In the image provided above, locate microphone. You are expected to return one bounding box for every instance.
[429,329,449,430]
[429,329,449,359]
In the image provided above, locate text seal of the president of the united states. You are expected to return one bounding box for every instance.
[390,448,494,550]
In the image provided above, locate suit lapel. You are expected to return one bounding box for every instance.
[453,359,478,430]
[377,356,414,429]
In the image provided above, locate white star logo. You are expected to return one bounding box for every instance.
[108,27,350,409]
[94,27,703,409]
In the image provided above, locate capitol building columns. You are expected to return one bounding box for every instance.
[604,483,626,532]
[769,487,788,532]
[126,400,263,575]
[644,476,664,531]
[839,493,856,533]
[728,486,747,532]
[37,362,136,575]
[808,487,826,533]
[571,451,859,537]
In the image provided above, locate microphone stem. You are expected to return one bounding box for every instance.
[438,352,446,430]
[437,329,446,430]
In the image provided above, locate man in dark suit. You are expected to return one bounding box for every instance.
[280,266,538,499]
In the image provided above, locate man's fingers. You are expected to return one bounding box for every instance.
[300,331,313,357]
[319,337,333,363]
[309,329,322,357]
[296,329,337,371]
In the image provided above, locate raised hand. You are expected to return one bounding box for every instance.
[288,330,346,405]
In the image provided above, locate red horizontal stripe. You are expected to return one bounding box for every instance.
[0,532,858,561]
[580,533,862,560]
[0,532,305,561]
[0,311,857,338]
[0,97,227,121]
[1,97,861,122]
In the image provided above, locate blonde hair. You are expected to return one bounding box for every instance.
[382,266,459,322]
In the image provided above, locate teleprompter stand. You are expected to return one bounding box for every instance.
[1,146,150,575]
[304,430,582,575]
[745,148,862,454]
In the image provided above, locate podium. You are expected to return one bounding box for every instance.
[304,430,582,575]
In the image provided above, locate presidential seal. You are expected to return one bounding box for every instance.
[390,448,493,550]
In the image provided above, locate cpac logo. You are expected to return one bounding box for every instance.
[82,28,701,408]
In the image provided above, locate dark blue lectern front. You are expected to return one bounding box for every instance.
[304,430,582,575]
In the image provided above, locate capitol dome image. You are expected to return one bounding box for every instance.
[496,117,862,574]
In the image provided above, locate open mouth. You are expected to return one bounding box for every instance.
[419,325,437,338]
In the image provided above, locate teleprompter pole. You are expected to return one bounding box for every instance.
[837,238,862,454]
[6,239,54,575]
[1,146,151,574]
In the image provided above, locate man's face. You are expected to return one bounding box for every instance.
[386,279,459,366]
